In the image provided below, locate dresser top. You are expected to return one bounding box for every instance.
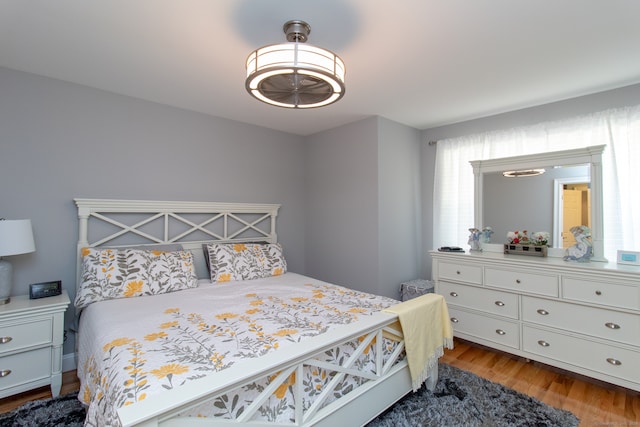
[430,250,640,279]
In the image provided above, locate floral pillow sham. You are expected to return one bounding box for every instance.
[205,243,287,282]
[75,248,199,309]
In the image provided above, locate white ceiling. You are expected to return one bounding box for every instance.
[2,1,640,136]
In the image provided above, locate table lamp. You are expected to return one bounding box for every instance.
[0,219,36,304]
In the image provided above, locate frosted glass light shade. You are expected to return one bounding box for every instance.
[246,42,345,108]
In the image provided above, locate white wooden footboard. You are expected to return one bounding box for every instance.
[117,312,417,427]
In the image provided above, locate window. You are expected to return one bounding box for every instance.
[433,105,640,261]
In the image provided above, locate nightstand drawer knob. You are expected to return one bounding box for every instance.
[450,317,459,323]
[537,309,549,316]
[450,292,458,297]
[538,340,550,347]
[0,369,11,377]
[606,358,622,366]
[495,329,506,335]
[495,301,505,307]
[605,322,620,330]
[0,337,12,344]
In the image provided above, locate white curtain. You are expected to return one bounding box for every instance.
[433,105,640,261]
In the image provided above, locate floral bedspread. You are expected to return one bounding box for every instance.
[77,273,400,426]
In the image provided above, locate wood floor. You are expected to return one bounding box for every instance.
[1,339,638,425]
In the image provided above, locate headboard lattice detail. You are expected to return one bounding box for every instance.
[74,198,281,291]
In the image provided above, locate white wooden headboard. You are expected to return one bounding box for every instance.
[75,198,281,290]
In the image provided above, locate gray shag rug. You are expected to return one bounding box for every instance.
[367,363,579,427]
[0,363,578,427]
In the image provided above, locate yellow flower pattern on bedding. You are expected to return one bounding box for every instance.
[78,276,401,426]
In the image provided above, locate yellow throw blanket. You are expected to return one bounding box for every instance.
[383,293,454,391]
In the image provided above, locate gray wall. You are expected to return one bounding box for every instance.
[378,118,422,295]
[304,117,422,299]
[421,83,640,279]
[0,67,306,358]
[304,118,380,293]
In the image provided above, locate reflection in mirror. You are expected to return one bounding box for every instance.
[470,145,606,261]
[483,164,589,249]
[553,175,590,248]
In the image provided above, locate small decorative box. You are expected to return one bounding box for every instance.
[504,244,548,257]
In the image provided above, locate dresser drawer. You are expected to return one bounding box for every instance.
[0,318,53,355]
[448,308,519,349]
[439,282,518,319]
[563,277,640,311]
[485,268,558,297]
[437,262,482,285]
[523,325,640,385]
[522,296,639,346]
[0,347,52,391]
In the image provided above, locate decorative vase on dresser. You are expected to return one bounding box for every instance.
[0,290,70,398]
[431,251,640,392]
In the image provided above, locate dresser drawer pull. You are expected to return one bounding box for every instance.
[495,301,505,307]
[605,322,621,330]
[450,317,459,323]
[537,340,550,347]
[0,337,12,344]
[536,309,549,316]
[606,358,622,366]
[495,329,506,335]
[0,370,11,377]
[515,279,521,284]
[456,270,461,275]
[450,292,458,297]
[595,290,602,296]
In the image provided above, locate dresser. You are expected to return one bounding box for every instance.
[431,251,640,392]
[0,290,70,398]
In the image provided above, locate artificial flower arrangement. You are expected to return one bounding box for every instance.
[530,231,550,246]
[507,230,550,246]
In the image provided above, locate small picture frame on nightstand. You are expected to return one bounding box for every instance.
[616,250,640,265]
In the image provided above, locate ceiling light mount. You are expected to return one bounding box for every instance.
[245,20,346,109]
[284,20,310,43]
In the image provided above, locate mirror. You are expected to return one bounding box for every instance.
[470,145,606,261]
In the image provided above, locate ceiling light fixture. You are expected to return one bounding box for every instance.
[502,168,546,178]
[245,20,346,109]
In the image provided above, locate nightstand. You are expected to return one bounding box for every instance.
[0,290,70,398]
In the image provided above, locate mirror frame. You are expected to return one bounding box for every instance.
[470,145,606,261]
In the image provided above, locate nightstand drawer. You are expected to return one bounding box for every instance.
[0,347,52,391]
[0,318,53,355]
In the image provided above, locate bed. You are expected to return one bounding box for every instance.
[74,198,453,427]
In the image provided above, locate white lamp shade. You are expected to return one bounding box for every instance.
[0,219,36,256]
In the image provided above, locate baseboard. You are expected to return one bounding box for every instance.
[62,352,77,372]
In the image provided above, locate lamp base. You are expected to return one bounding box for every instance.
[0,259,14,304]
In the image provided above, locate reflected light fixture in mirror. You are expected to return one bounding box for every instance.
[502,168,545,177]
[470,145,606,261]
